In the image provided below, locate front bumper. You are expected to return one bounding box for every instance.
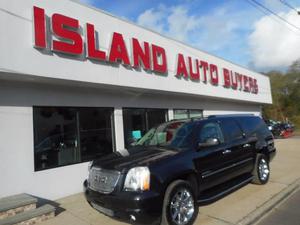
[83,180,162,225]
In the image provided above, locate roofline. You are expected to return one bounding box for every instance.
[69,0,267,77]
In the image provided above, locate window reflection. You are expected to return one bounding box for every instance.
[123,108,168,148]
[33,107,114,171]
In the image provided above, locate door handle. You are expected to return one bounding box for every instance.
[222,149,232,155]
[243,143,251,148]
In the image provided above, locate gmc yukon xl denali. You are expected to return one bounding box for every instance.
[84,115,276,225]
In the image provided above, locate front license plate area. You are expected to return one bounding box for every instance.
[91,202,114,217]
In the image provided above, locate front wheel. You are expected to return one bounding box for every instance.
[161,180,198,225]
[252,154,270,184]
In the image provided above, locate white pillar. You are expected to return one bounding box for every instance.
[168,108,174,120]
[113,108,125,151]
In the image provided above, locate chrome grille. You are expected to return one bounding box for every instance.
[88,167,121,194]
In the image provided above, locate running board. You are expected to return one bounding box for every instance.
[197,175,253,205]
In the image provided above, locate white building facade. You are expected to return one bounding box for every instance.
[0,0,272,200]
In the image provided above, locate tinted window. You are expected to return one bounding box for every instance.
[198,122,224,144]
[123,108,168,147]
[221,119,243,141]
[33,107,114,171]
[238,116,269,136]
[79,108,113,161]
[134,121,194,149]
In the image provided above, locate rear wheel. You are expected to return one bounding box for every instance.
[161,180,198,225]
[252,154,270,184]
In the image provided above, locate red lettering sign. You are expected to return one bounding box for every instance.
[210,64,218,85]
[52,14,83,55]
[86,23,106,61]
[152,45,167,73]
[200,60,208,83]
[32,6,260,94]
[33,6,46,48]
[176,54,188,79]
[109,32,130,65]
[132,38,150,70]
[223,68,231,88]
[188,57,200,81]
[231,71,238,90]
[243,75,250,92]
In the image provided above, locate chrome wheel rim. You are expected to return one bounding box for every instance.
[170,188,195,225]
[259,158,269,181]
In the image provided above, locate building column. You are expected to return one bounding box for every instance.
[168,108,174,120]
[113,108,125,151]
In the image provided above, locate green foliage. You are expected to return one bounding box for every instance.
[262,60,300,128]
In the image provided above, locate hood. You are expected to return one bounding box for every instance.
[92,146,178,172]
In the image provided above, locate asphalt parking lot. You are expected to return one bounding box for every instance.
[40,136,300,225]
[257,188,300,225]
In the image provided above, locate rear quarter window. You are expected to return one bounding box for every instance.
[238,116,270,137]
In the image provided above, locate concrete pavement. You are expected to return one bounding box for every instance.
[40,137,300,225]
[256,188,300,225]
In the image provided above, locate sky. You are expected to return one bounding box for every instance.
[78,0,300,72]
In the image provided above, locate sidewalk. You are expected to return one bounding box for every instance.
[40,137,300,225]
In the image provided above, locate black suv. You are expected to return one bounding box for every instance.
[84,114,276,225]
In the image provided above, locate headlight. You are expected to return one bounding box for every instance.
[124,167,150,191]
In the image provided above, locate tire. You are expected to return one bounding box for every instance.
[252,154,270,185]
[161,180,198,225]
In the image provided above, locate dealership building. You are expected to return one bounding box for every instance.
[0,0,272,200]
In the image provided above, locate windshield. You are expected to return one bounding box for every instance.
[134,121,195,149]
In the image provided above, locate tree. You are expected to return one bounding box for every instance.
[262,60,300,129]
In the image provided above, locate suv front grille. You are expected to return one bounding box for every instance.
[88,167,121,194]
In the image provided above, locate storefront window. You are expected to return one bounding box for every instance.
[33,107,114,171]
[123,108,168,148]
[174,109,203,119]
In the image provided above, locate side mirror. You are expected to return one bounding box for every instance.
[198,138,220,148]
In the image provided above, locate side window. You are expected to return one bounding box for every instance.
[221,119,243,141]
[238,116,270,137]
[199,122,224,144]
[238,117,257,135]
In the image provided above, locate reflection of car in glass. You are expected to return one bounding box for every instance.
[34,129,112,169]
[84,115,276,225]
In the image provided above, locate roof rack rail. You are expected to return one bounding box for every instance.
[208,114,255,118]
[169,118,190,122]
[169,116,204,122]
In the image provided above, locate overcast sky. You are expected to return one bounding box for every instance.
[78,0,300,72]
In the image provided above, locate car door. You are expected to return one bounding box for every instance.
[219,118,254,179]
[193,120,236,192]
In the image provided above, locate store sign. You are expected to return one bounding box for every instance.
[33,6,258,94]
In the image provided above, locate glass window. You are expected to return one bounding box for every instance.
[221,118,243,141]
[33,107,114,171]
[174,109,189,119]
[79,108,113,162]
[238,116,270,137]
[189,109,203,118]
[174,109,203,119]
[135,121,195,149]
[123,108,168,148]
[198,122,224,144]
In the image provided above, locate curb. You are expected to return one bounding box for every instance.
[237,179,300,225]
